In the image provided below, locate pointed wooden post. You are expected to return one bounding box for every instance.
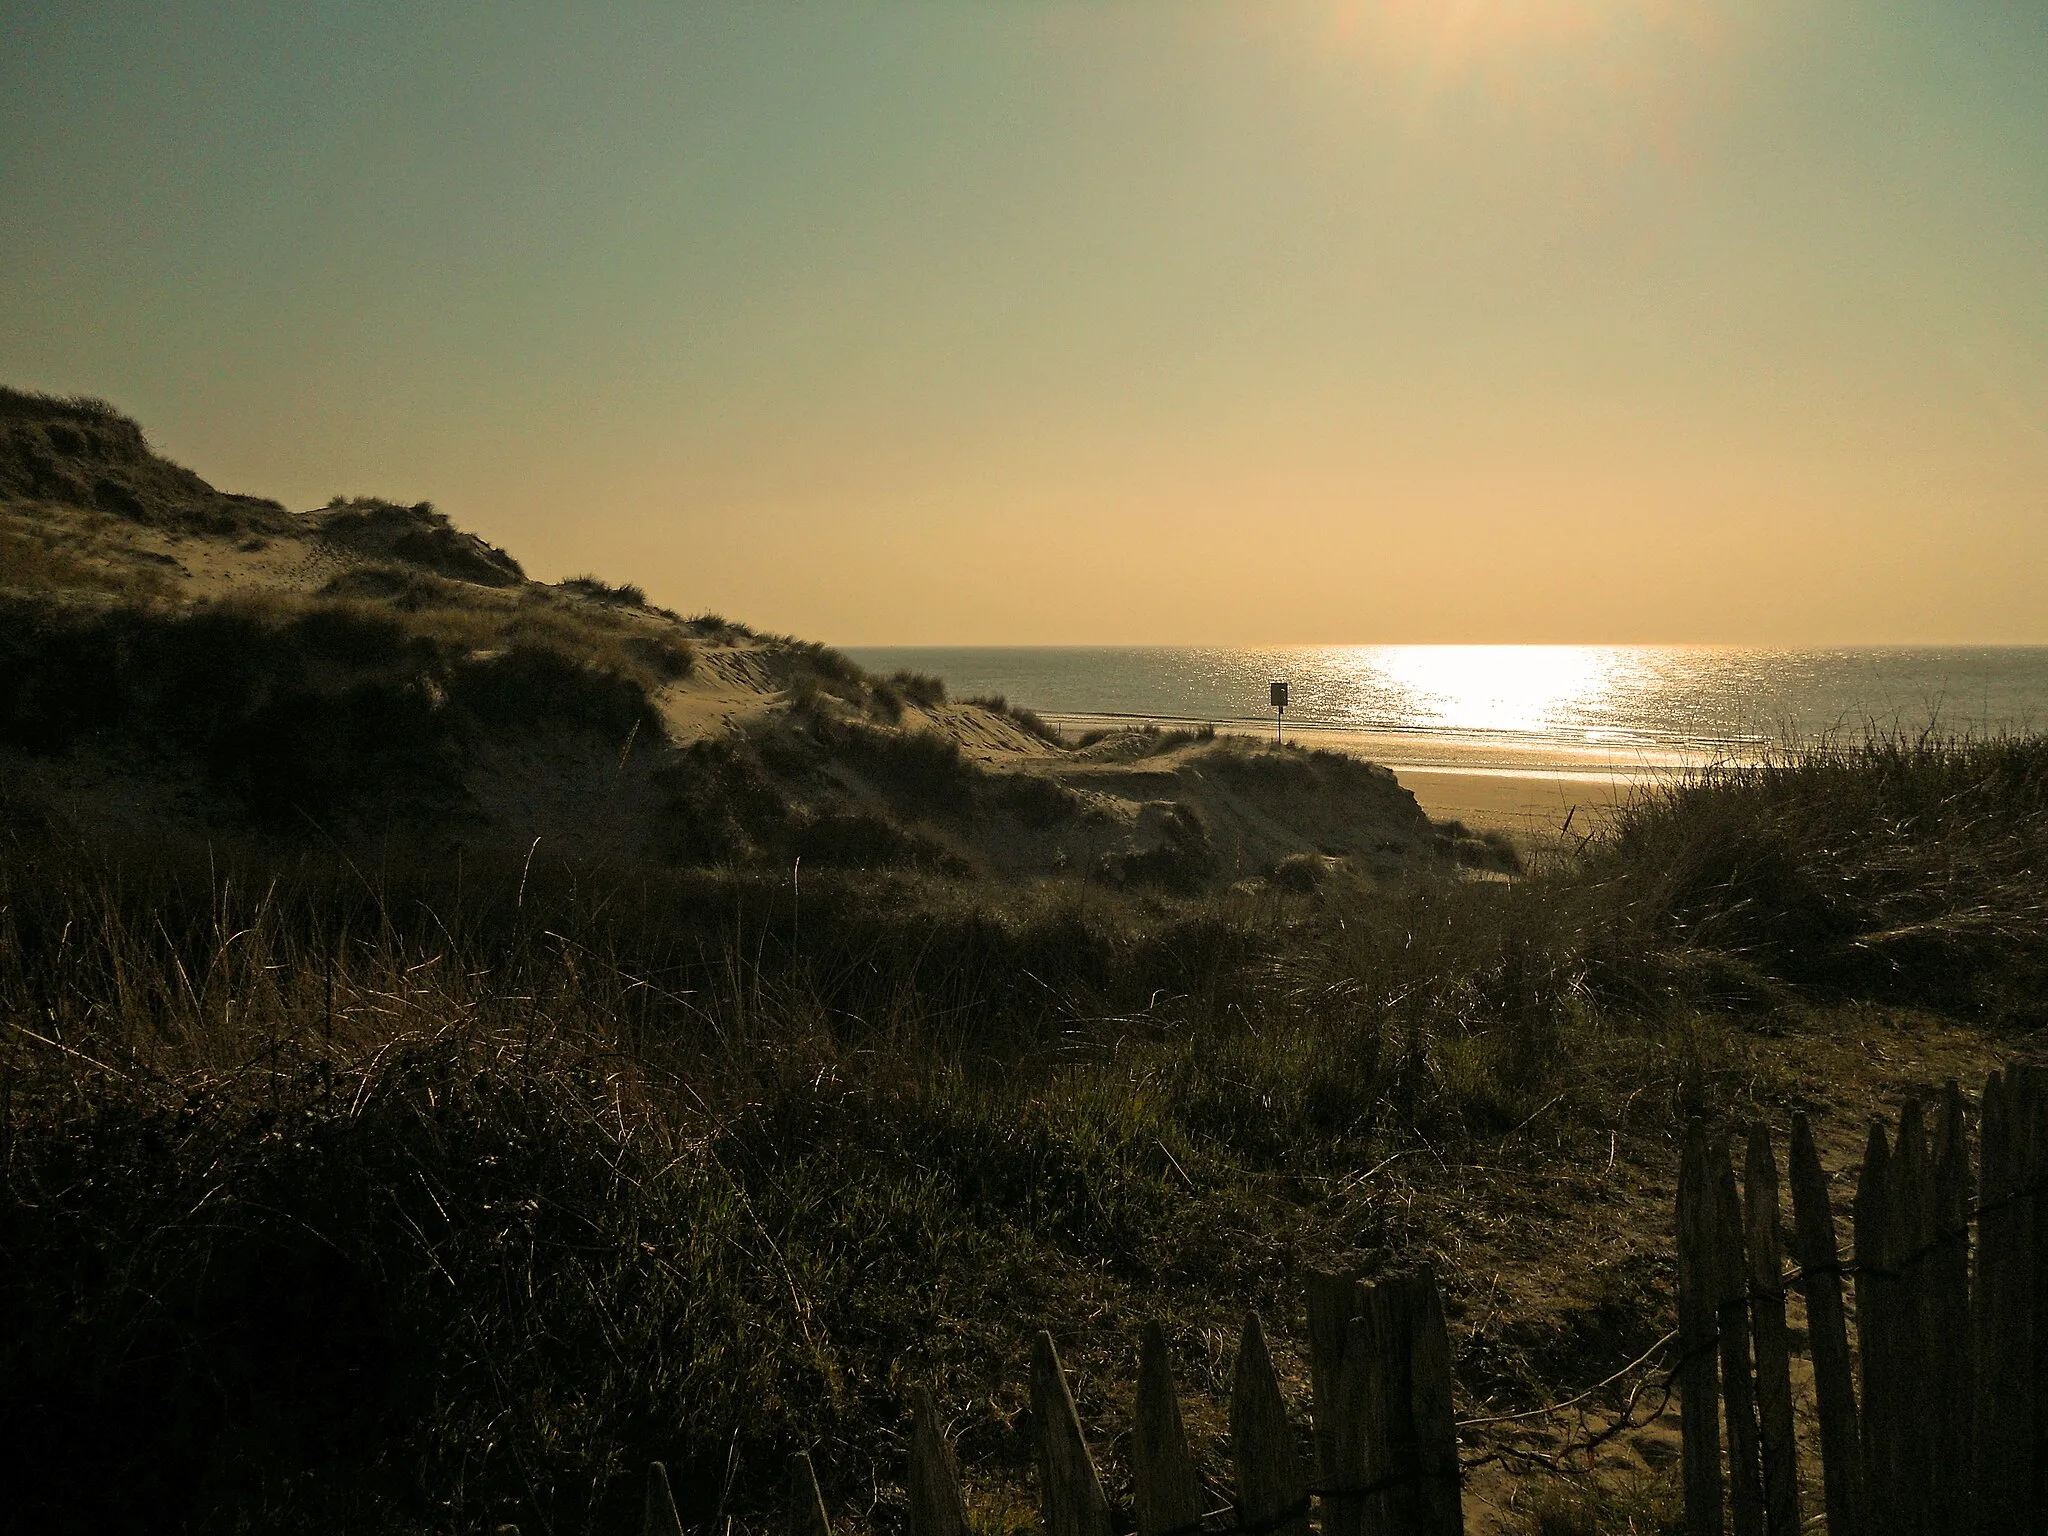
[1335,1314,1380,1536]
[1890,1100,1935,1536]
[910,1387,971,1536]
[1742,1125,1800,1536]
[1855,1120,1898,1536]
[1928,1081,1974,1536]
[1230,1311,1310,1536]
[1970,1070,2023,1532]
[787,1452,832,1536]
[1306,1267,1365,1535]
[1406,1269,1465,1536]
[2019,1067,2048,1536]
[1678,1123,1725,1536]
[1788,1112,1863,1536]
[1031,1331,1113,1536]
[1343,1274,1460,1536]
[1713,1140,1766,1536]
[1134,1322,1203,1536]
[644,1461,685,1536]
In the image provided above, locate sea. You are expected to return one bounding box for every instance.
[845,646,2048,765]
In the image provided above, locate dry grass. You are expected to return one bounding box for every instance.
[1,727,2042,1532]
[0,514,174,601]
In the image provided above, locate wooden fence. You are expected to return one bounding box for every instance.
[1676,1064,2046,1536]
[586,1267,1466,1536]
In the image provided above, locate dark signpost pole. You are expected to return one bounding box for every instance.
[1270,681,1288,746]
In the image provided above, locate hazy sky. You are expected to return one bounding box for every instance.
[4,2,2045,643]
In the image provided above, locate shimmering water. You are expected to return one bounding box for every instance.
[845,646,2048,756]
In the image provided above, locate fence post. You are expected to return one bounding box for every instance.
[1712,1141,1766,1536]
[1333,1312,1389,1536]
[1970,1070,2022,1530]
[1889,1100,1935,1536]
[1030,1332,1113,1536]
[643,1462,685,1536]
[1133,1322,1202,1536]
[1406,1269,1465,1536]
[1854,1120,1899,1536]
[909,1387,971,1536]
[1741,1126,1800,1536]
[1678,1123,1724,1536]
[1306,1270,1365,1536]
[787,1452,832,1536]
[2021,1067,2048,1536]
[1928,1082,1974,1536]
[1787,1112,1863,1536]
[1230,1311,1310,1536]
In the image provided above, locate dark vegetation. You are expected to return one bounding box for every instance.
[4,386,2039,1532]
[563,574,649,608]
[1076,722,1217,753]
[649,715,1089,872]
[318,498,525,588]
[0,594,662,828]
[3,733,2043,1532]
[1,387,293,536]
[963,695,1063,745]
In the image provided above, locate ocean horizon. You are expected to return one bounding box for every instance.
[847,644,2048,762]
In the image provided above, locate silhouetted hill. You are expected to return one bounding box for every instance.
[0,386,1448,884]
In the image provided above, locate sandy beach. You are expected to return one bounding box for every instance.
[1044,714,1706,840]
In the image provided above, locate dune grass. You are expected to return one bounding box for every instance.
[0,732,2041,1532]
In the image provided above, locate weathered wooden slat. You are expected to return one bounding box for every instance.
[1787,1111,1863,1536]
[1334,1314,1380,1536]
[1889,1100,1934,1536]
[1030,1331,1113,1536]
[787,1452,832,1536]
[1355,1282,1412,1536]
[1230,1310,1310,1536]
[1854,1119,1897,1536]
[1712,1139,1766,1536]
[644,1461,685,1536]
[1133,1322,1202,1536]
[2021,1068,2048,1536]
[1742,1125,1800,1536]
[1928,1081,1974,1536]
[1305,1266,1365,1527]
[909,1386,971,1536]
[1678,1123,1725,1536]
[1970,1069,2024,1532]
[1406,1269,1465,1536]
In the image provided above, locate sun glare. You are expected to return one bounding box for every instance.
[1348,644,1635,735]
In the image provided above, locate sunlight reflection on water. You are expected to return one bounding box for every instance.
[846,645,2048,752]
[1326,645,1635,736]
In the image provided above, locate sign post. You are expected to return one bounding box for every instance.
[1270,681,1288,746]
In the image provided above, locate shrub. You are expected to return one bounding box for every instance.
[1269,851,1328,893]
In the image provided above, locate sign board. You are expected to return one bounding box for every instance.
[1270,681,1289,710]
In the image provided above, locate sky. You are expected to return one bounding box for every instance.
[3,2,2046,645]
